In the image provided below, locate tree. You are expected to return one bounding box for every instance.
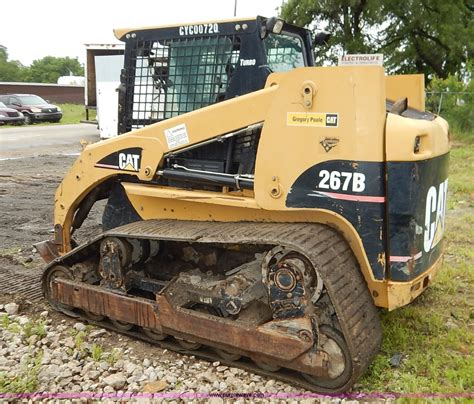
[380,0,473,79]
[280,0,383,65]
[27,56,84,83]
[280,0,473,79]
[0,47,26,82]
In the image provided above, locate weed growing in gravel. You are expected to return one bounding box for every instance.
[0,247,21,258]
[91,343,103,361]
[0,351,43,393]
[22,320,47,341]
[74,331,86,350]
[0,314,10,329]
[105,348,122,365]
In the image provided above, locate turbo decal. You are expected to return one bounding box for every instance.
[95,147,142,172]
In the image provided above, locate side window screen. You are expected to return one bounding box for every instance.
[264,33,304,72]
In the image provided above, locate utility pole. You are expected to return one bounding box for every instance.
[234,0,237,16]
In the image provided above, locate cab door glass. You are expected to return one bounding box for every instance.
[264,33,305,72]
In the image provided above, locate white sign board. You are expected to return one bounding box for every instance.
[338,54,384,66]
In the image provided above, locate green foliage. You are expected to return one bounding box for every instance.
[0,351,43,393]
[0,48,27,82]
[427,72,474,133]
[0,47,84,83]
[90,343,104,361]
[74,331,86,350]
[281,0,382,65]
[105,348,122,365]
[280,0,473,79]
[22,320,47,341]
[27,56,83,83]
[0,314,10,329]
[380,0,473,79]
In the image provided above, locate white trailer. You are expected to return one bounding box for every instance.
[84,44,124,139]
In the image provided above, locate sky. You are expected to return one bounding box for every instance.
[0,0,284,66]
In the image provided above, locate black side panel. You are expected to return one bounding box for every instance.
[102,183,142,231]
[387,153,449,281]
[286,160,386,280]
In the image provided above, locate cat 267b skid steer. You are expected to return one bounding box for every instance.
[36,16,449,392]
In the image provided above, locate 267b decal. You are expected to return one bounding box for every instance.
[318,170,366,193]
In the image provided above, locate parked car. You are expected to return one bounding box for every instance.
[0,94,62,124]
[0,102,25,125]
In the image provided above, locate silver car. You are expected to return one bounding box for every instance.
[0,102,25,125]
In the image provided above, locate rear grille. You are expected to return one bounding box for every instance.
[41,107,57,113]
[6,111,19,117]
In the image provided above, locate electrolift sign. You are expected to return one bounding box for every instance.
[338,54,384,66]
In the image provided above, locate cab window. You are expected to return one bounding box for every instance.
[264,33,305,72]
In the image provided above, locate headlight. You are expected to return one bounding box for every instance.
[31,107,42,113]
[0,112,7,117]
[57,107,62,112]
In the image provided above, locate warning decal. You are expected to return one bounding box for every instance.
[287,112,339,128]
[164,123,190,149]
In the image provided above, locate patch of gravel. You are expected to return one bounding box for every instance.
[0,303,325,401]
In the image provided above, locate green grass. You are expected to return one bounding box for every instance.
[359,131,474,394]
[447,131,474,209]
[37,103,97,126]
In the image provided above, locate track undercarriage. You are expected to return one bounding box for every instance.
[42,220,381,392]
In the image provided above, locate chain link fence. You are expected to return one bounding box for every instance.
[425,91,474,133]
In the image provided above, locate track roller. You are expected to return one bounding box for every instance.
[143,327,167,341]
[110,319,134,331]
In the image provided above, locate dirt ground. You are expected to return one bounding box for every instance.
[0,155,102,251]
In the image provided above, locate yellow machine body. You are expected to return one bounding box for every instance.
[51,66,449,311]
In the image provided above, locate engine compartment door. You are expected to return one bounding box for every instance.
[385,112,449,281]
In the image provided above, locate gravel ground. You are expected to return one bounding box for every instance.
[0,300,326,401]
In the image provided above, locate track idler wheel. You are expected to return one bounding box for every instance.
[300,325,352,390]
[43,265,79,318]
[143,327,167,341]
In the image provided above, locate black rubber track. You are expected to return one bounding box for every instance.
[43,220,382,392]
